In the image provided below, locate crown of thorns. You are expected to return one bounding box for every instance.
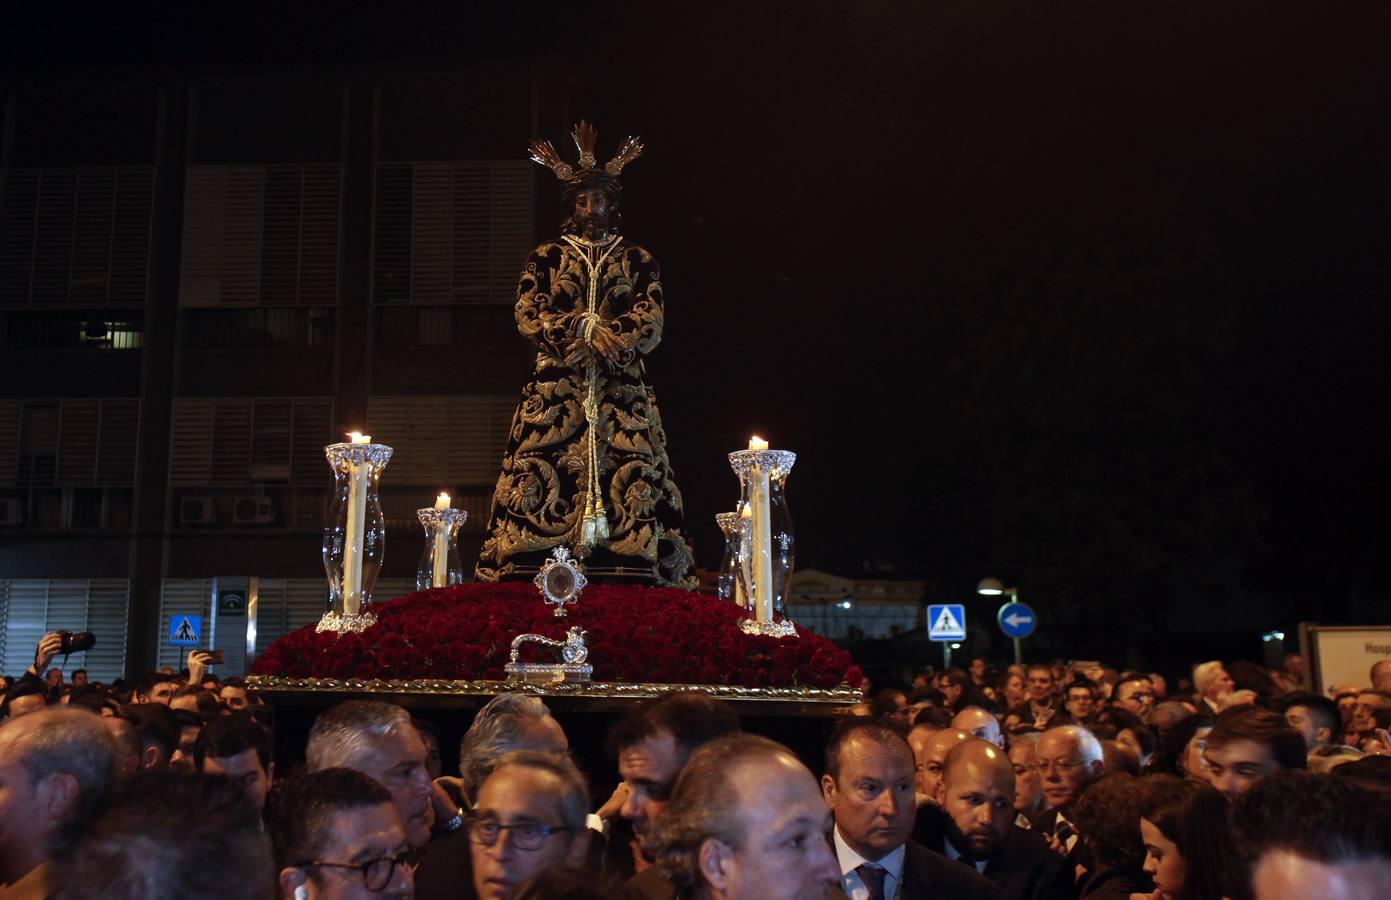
[528,120,644,182]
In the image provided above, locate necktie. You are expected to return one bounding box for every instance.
[1052,815,1077,855]
[857,863,887,900]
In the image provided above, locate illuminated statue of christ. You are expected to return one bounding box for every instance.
[475,122,696,587]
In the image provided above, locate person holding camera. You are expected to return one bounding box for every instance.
[0,631,98,719]
[0,633,65,717]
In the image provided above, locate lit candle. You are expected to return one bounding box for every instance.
[748,438,774,623]
[342,432,372,614]
[432,493,451,587]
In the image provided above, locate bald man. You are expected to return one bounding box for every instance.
[916,728,971,805]
[1373,660,1391,694]
[951,708,1004,749]
[913,740,1076,900]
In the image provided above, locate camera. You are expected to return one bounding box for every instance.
[58,631,96,654]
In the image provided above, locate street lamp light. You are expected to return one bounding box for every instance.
[978,576,1024,663]
[977,577,1008,597]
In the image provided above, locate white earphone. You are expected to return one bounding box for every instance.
[293,885,308,900]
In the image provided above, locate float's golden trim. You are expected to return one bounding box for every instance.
[246,674,861,706]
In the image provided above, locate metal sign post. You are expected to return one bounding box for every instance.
[996,600,1037,664]
[927,604,966,669]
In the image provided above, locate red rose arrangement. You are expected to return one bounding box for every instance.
[251,582,864,690]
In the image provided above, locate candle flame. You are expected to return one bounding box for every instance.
[435,492,451,509]
[748,435,769,451]
[348,432,371,444]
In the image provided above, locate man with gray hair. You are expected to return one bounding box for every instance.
[1006,731,1047,828]
[1193,660,1234,715]
[457,694,568,805]
[306,699,435,850]
[55,769,272,900]
[414,695,570,900]
[645,733,840,900]
[0,707,119,898]
[468,750,592,900]
[1029,724,1105,859]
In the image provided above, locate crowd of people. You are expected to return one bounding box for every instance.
[2,631,1391,900]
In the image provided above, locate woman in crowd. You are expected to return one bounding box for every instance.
[998,670,1027,709]
[1137,775,1232,900]
[1072,773,1161,898]
[1148,714,1213,780]
[1094,707,1158,771]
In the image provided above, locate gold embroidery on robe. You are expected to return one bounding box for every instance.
[476,238,696,587]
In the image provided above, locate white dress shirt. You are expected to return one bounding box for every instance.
[833,826,906,900]
[942,837,989,873]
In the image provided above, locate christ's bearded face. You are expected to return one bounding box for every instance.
[571,188,610,239]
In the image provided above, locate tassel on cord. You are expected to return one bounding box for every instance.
[566,234,621,558]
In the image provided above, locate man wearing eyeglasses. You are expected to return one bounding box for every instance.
[1028,726,1104,858]
[1111,676,1155,723]
[468,750,591,900]
[272,767,416,900]
[1061,683,1098,727]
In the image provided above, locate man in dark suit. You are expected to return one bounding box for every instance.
[1028,725,1104,859]
[821,717,992,900]
[915,739,1076,900]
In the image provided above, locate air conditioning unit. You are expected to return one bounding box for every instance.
[0,498,24,525]
[180,497,217,525]
[232,496,275,525]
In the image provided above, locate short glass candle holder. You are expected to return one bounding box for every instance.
[416,507,468,591]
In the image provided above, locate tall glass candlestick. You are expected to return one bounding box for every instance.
[320,433,393,633]
[728,439,797,637]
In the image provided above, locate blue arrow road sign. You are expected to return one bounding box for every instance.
[169,615,202,647]
[997,602,1037,639]
[927,604,967,641]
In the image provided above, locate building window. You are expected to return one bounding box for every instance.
[179,165,341,307]
[0,167,153,307]
[371,161,534,306]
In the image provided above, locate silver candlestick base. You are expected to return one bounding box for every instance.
[739,619,798,638]
[315,610,377,634]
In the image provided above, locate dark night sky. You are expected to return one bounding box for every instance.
[10,2,1389,626]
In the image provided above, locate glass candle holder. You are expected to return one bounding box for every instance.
[320,440,393,633]
[715,511,742,604]
[728,448,797,637]
[416,507,467,591]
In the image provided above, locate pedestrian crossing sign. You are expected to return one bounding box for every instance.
[927,604,966,641]
[169,615,202,647]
